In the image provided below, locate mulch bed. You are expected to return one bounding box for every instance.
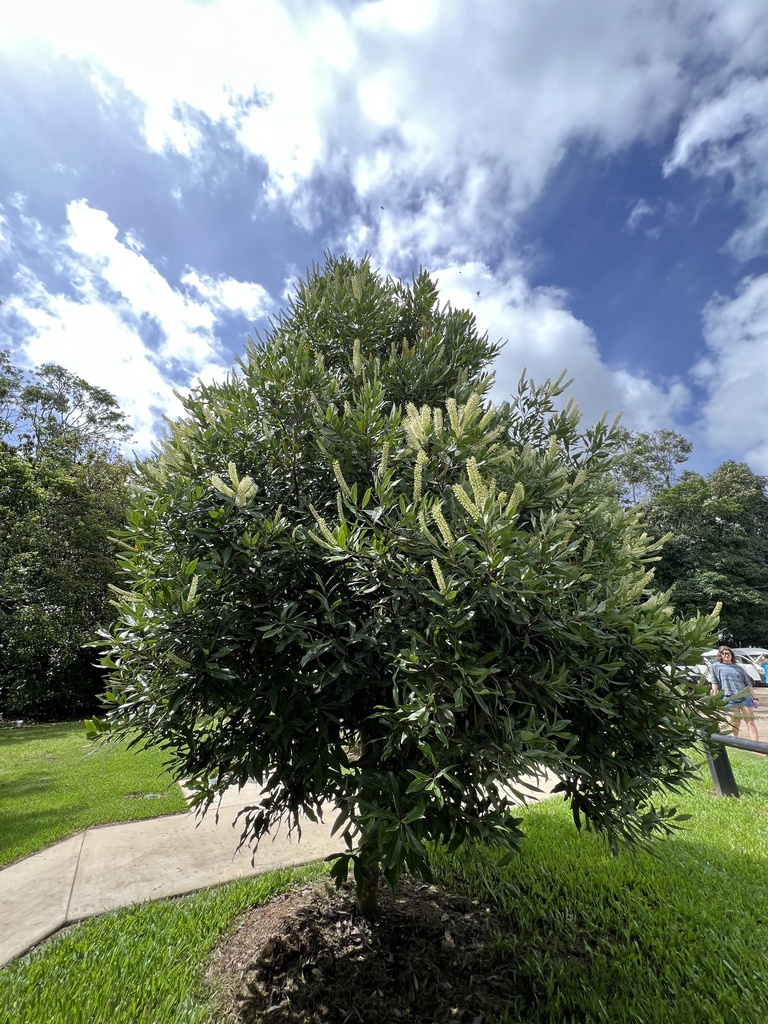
[205,875,517,1023]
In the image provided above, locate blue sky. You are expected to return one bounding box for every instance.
[1,0,767,475]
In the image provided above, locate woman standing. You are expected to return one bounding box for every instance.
[710,646,759,743]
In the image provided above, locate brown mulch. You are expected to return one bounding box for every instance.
[205,875,516,1024]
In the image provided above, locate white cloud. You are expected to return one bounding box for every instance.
[430,261,691,432]
[4,3,765,260]
[0,1,702,255]
[626,200,654,232]
[181,270,273,321]
[334,0,698,267]
[4,1,764,269]
[665,75,768,259]
[3,0,768,469]
[0,200,273,450]
[694,274,768,472]
[8,287,181,452]
[699,0,768,78]
[64,200,218,366]
[352,0,439,35]
[3,1,356,186]
[0,213,10,256]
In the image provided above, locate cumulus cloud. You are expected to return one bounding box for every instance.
[694,274,768,471]
[181,270,273,321]
[0,200,272,450]
[2,1,356,194]
[64,200,219,367]
[3,0,768,469]
[5,1,765,266]
[9,289,180,452]
[430,261,691,432]
[0,0,707,261]
[4,3,766,263]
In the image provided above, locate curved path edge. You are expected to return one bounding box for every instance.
[0,774,558,968]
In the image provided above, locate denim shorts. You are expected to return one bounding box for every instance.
[725,696,755,710]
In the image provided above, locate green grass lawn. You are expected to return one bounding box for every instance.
[0,864,327,1024]
[0,721,187,867]
[1,750,766,1023]
[429,749,768,1023]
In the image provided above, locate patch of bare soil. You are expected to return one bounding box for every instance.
[205,876,513,1023]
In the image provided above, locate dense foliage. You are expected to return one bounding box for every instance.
[0,353,132,718]
[644,461,768,645]
[607,424,768,644]
[96,256,718,910]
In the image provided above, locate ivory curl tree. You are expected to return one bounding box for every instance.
[95,256,718,913]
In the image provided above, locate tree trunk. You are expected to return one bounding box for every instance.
[355,727,380,915]
[356,859,380,916]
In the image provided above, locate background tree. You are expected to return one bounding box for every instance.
[0,349,23,439]
[6,360,130,460]
[611,428,693,504]
[644,461,768,644]
[0,352,133,718]
[95,256,718,913]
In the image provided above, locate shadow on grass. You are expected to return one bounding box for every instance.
[0,804,84,863]
[419,803,768,1023]
[203,808,768,1024]
[0,722,78,747]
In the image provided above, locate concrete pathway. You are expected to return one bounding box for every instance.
[0,774,560,968]
[0,783,337,968]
